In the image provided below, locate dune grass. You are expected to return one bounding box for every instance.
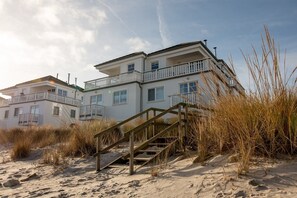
[194,27,297,174]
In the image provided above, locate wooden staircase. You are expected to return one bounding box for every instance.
[93,103,201,175]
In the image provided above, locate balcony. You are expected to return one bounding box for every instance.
[18,113,42,126]
[10,92,81,106]
[79,104,105,121]
[85,71,142,91]
[143,59,209,82]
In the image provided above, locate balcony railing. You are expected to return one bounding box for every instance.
[85,71,142,91]
[143,59,209,82]
[0,99,10,107]
[169,92,211,107]
[10,92,81,106]
[18,113,42,126]
[79,104,105,120]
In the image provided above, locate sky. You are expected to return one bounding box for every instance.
[0,0,296,95]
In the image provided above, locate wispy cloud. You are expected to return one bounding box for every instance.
[98,0,137,37]
[126,37,151,52]
[157,0,172,47]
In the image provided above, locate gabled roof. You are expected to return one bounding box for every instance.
[0,75,84,92]
[94,52,147,68]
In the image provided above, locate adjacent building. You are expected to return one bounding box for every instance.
[0,41,244,129]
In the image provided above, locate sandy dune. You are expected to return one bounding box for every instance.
[1,145,297,197]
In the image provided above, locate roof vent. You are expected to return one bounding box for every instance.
[213,47,217,58]
[203,39,207,46]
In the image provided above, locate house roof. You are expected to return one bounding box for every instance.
[0,75,84,92]
[94,52,147,68]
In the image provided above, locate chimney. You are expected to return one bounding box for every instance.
[203,39,207,46]
[67,73,70,84]
[75,77,77,86]
[56,73,59,79]
[213,47,217,58]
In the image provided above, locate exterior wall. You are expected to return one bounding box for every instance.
[83,82,141,121]
[0,101,79,129]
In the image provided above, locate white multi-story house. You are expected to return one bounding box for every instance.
[82,41,244,121]
[0,76,83,129]
[0,41,244,129]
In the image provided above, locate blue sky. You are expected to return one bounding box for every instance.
[0,0,296,93]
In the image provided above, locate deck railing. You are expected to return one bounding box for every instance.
[18,113,42,126]
[143,59,209,82]
[10,92,81,106]
[85,71,142,90]
[169,92,211,107]
[79,104,105,120]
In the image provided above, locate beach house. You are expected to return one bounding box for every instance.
[0,76,83,129]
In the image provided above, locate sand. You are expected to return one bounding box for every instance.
[1,144,297,198]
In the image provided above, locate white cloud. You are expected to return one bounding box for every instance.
[34,6,61,27]
[157,0,172,47]
[104,45,111,51]
[126,37,151,52]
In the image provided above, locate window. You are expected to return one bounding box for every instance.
[90,94,102,105]
[53,106,59,116]
[180,82,197,94]
[14,107,23,117]
[113,90,127,105]
[58,89,67,97]
[148,87,164,102]
[30,105,40,115]
[128,63,135,73]
[4,110,9,119]
[48,88,56,93]
[70,109,76,118]
[151,61,159,71]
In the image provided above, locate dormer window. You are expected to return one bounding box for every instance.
[128,63,135,73]
[151,61,159,71]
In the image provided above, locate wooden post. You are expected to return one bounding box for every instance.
[129,131,135,175]
[96,136,101,172]
[153,109,156,136]
[178,104,183,150]
[184,105,188,152]
[145,111,149,139]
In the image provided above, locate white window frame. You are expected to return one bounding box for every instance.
[14,107,23,117]
[148,86,164,102]
[30,105,40,115]
[151,61,159,71]
[70,109,76,118]
[4,110,9,119]
[58,89,67,97]
[113,90,127,105]
[179,81,197,94]
[128,63,135,73]
[90,94,103,105]
[53,106,60,116]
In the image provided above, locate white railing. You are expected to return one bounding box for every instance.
[79,104,105,120]
[169,92,211,107]
[143,59,209,82]
[18,113,42,126]
[10,92,81,106]
[85,71,142,91]
[0,99,10,107]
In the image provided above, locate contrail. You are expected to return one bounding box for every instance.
[98,0,138,37]
[157,0,172,47]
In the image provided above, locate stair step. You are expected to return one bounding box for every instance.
[148,143,169,146]
[138,149,161,153]
[134,157,151,161]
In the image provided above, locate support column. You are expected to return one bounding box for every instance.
[129,131,135,175]
[96,137,101,172]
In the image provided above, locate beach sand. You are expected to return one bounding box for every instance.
[1,145,297,197]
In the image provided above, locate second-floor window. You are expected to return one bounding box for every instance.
[128,63,135,73]
[180,82,197,94]
[14,107,23,117]
[148,87,164,102]
[113,90,127,105]
[90,94,102,105]
[58,89,67,97]
[151,61,159,71]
